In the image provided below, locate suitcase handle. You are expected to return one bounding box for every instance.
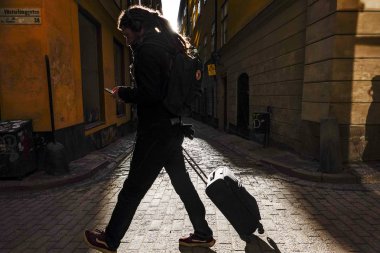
[182,147,208,185]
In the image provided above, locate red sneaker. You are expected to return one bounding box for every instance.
[179,233,216,247]
[83,229,117,253]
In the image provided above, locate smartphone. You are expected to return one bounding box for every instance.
[104,88,113,94]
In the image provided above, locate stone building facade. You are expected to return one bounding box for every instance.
[179,0,380,162]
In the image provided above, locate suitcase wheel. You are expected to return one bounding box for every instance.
[257,222,264,234]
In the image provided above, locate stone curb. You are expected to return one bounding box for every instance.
[0,160,109,192]
[195,126,364,185]
[0,151,131,192]
[260,158,359,184]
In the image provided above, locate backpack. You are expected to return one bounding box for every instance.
[140,39,203,116]
[163,50,203,116]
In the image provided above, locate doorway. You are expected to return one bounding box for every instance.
[237,73,249,136]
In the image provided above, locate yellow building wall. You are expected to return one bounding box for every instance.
[0,0,50,131]
[45,0,84,131]
[0,0,130,134]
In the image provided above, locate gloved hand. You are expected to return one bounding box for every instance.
[181,124,195,140]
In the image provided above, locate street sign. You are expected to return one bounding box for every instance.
[0,8,41,25]
[207,64,216,76]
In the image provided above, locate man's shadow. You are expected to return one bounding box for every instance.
[363,75,380,161]
[245,236,281,253]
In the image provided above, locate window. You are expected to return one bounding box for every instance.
[78,10,104,126]
[221,1,228,46]
[114,39,126,116]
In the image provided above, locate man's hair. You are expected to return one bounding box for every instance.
[117,5,190,54]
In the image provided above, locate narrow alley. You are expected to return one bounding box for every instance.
[0,120,379,253]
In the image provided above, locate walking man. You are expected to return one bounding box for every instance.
[84,5,215,253]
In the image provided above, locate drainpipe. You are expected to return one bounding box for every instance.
[210,0,218,118]
[214,0,217,54]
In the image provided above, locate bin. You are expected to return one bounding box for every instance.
[0,120,37,178]
[251,113,270,147]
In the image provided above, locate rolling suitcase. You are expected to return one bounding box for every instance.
[183,148,264,242]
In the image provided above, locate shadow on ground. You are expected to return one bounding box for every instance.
[245,236,281,253]
[179,245,217,253]
[177,236,281,253]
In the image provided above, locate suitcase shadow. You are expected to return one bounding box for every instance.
[245,236,281,253]
[179,245,217,253]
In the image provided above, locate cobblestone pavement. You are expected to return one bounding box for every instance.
[1,124,379,252]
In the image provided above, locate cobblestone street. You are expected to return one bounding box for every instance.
[0,121,379,253]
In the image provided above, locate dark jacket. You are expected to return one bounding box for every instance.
[118,31,176,132]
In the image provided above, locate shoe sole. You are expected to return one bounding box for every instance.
[179,239,216,248]
[83,232,117,253]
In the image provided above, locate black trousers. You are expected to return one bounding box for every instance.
[105,124,213,249]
